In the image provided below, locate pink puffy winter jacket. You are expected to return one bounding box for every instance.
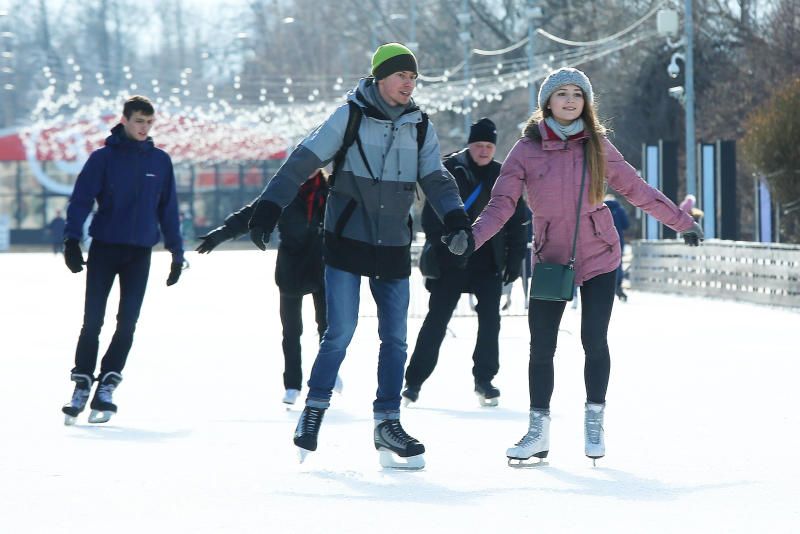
[472,122,694,286]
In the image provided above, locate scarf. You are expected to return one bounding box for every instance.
[364,80,408,122]
[545,116,585,140]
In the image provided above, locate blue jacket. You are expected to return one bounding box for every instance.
[65,124,183,261]
[603,198,630,246]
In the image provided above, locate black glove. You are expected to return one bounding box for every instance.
[681,221,704,246]
[503,261,522,285]
[195,226,234,254]
[64,238,85,273]
[166,262,183,286]
[248,200,282,251]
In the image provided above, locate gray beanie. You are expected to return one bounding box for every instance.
[537,67,593,110]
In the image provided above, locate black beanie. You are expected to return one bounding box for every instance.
[468,118,497,144]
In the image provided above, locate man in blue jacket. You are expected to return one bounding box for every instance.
[61,95,184,425]
[247,43,471,469]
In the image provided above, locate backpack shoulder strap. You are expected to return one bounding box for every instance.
[416,112,429,152]
[330,101,362,188]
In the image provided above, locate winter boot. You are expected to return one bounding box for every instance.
[62,373,94,425]
[506,409,551,467]
[585,402,606,465]
[475,380,500,407]
[401,383,420,407]
[294,406,326,462]
[88,372,122,424]
[374,419,425,469]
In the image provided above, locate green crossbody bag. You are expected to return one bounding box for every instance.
[530,144,587,302]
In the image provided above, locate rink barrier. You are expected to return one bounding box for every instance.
[629,239,800,307]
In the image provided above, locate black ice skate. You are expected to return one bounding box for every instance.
[61,373,94,425]
[293,406,326,463]
[401,384,420,407]
[374,419,425,470]
[88,372,122,424]
[474,380,500,407]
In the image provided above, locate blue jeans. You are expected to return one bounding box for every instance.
[306,265,409,419]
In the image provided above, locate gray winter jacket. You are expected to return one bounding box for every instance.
[254,78,467,278]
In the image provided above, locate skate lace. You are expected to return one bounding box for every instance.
[586,411,603,445]
[96,383,117,404]
[514,414,544,447]
[71,385,90,406]
[383,420,415,446]
[300,408,323,433]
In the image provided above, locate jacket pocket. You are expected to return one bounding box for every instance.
[589,208,618,247]
[533,220,550,255]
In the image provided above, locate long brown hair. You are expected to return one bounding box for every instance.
[522,92,608,205]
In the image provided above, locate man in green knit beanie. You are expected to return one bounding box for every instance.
[244,42,471,470]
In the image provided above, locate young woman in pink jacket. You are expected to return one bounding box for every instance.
[471,67,704,466]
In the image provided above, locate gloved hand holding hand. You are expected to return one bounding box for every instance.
[166,261,183,286]
[681,221,704,246]
[441,229,475,257]
[64,238,85,273]
[195,225,234,254]
[248,200,282,251]
[503,261,522,285]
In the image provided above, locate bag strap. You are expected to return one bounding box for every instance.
[331,102,429,187]
[567,143,589,268]
[463,182,483,211]
[330,101,363,188]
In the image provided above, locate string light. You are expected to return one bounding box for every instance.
[23,28,654,165]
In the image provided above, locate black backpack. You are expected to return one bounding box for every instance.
[330,100,429,187]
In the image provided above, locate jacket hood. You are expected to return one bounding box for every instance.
[106,123,154,150]
[347,78,421,121]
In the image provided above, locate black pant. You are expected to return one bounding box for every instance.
[279,289,327,390]
[72,241,152,378]
[528,269,616,409]
[405,269,502,388]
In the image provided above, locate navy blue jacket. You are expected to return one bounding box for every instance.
[65,124,183,261]
[603,199,630,246]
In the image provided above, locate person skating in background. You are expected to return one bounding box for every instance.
[245,43,470,469]
[470,67,703,466]
[196,170,342,406]
[403,118,528,408]
[603,193,630,301]
[48,210,66,254]
[61,95,184,425]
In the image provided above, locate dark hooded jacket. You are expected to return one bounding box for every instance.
[64,123,183,260]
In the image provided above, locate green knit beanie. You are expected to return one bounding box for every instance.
[371,43,418,80]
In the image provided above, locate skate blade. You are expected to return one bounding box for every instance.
[587,455,604,467]
[88,410,113,424]
[402,397,415,408]
[476,394,499,407]
[507,457,548,468]
[378,450,425,470]
[297,447,312,464]
[63,414,77,426]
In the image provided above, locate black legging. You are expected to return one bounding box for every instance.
[279,290,327,390]
[528,269,616,409]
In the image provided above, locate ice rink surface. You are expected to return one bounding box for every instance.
[2,250,798,533]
